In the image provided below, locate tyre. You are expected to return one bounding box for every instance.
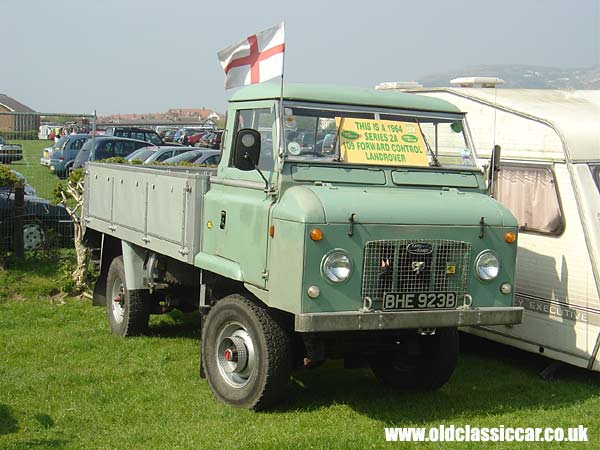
[22,223,45,250]
[106,256,150,337]
[370,327,458,390]
[201,293,292,410]
[57,164,72,179]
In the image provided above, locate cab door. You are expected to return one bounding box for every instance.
[202,101,278,288]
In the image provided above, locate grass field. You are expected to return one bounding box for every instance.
[8,140,63,200]
[1,255,599,449]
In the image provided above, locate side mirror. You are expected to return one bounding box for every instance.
[487,144,501,197]
[232,128,261,171]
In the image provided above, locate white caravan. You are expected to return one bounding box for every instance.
[379,82,600,372]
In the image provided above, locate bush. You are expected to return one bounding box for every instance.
[0,165,19,188]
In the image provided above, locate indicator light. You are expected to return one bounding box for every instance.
[310,228,323,241]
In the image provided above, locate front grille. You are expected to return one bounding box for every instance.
[361,240,471,304]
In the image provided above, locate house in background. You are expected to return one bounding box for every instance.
[0,94,39,137]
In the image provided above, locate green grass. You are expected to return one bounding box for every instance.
[1,256,600,449]
[8,140,63,200]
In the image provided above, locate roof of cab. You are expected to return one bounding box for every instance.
[229,82,462,114]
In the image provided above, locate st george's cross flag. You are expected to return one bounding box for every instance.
[217,22,285,90]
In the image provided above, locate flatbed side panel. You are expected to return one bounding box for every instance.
[87,168,114,222]
[84,163,214,264]
[146,174,188,244]
[113,173,146,232]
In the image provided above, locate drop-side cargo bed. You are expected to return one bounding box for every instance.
[83,162,216,264]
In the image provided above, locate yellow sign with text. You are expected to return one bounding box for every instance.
[335,118,429,167]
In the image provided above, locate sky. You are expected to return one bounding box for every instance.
[1,0,598,115]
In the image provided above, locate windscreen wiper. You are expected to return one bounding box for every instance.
[415,119,440,167]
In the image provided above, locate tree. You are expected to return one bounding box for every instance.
[53,169,88,290]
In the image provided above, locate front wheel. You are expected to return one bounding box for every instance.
[106,256,150,336]
[370,327,459,390]
[201,294,292,410]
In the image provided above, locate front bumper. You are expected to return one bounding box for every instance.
[294,306,523,332]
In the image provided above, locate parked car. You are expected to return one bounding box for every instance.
[11,170,37,196]
[186,131,212,146]
[103,127,165,146]
[162,149,221,165]
[206,130,223,149]
[40,133,91,178]
[0,173,73,250]
[177,128,212,145]
[126,146,196,163]
[0,136,23,164]
[72,137,150,169]
[126,147,160,163]
[163,129,178,142]
[142,146,196,163]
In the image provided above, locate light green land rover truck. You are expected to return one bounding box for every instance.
[83,83,523,409]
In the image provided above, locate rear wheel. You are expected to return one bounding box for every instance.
[106,256,150,336]
[370,327,459,390]
[201,294,292,410]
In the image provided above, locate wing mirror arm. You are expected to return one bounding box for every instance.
[242,152,270,192]
[487,144,501,198]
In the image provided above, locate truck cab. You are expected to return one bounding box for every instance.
[84,83,523,410]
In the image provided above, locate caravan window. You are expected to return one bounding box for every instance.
[496,165,563,235]
[590,165,600,193]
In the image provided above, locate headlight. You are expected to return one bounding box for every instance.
[321,250,352,283]
[475,251,500,281]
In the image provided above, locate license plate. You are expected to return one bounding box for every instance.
[382,292,457,310]
[50,165,55,171]
[44,151,49,157]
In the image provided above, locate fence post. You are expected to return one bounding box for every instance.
[13,181,24,257]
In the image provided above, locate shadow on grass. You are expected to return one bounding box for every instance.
[274,333,600,423]
[3,251,66,278]
[0,404,18,435]
[33,414,54,429]
[147,310,201,340]
[16,439,69,448]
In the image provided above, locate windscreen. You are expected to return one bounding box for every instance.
[283,105,476,168]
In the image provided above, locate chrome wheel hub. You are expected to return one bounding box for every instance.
[110,278,126,324]
[216,322,256,388]
[23,224,44,250]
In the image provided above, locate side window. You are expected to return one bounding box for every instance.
[234,107,275,171]
[147,133,162,145]
[590,165,600,193]
[122,141,138,156]
[111,141,123,156]
[72,138,86,150]
[96,142,111,160]
[205,155,221,165]
[156,151,173,161]
[496,165,563,234]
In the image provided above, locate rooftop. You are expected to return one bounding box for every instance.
[0,94,36,113]
[230,82,461,114]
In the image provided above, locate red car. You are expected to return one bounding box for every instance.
[187,131,212,146]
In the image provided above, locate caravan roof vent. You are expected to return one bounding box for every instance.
[375,81,423,90]
[450,77,505,88]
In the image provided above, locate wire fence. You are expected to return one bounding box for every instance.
[0,111,96,253]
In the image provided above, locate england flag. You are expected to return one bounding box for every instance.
[217,22,285,90]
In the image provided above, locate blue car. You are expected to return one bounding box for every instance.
[41,134,91,178]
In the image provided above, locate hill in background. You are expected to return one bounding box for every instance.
[418,65,600,89]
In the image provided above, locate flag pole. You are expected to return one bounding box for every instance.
[278,22,286,162]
